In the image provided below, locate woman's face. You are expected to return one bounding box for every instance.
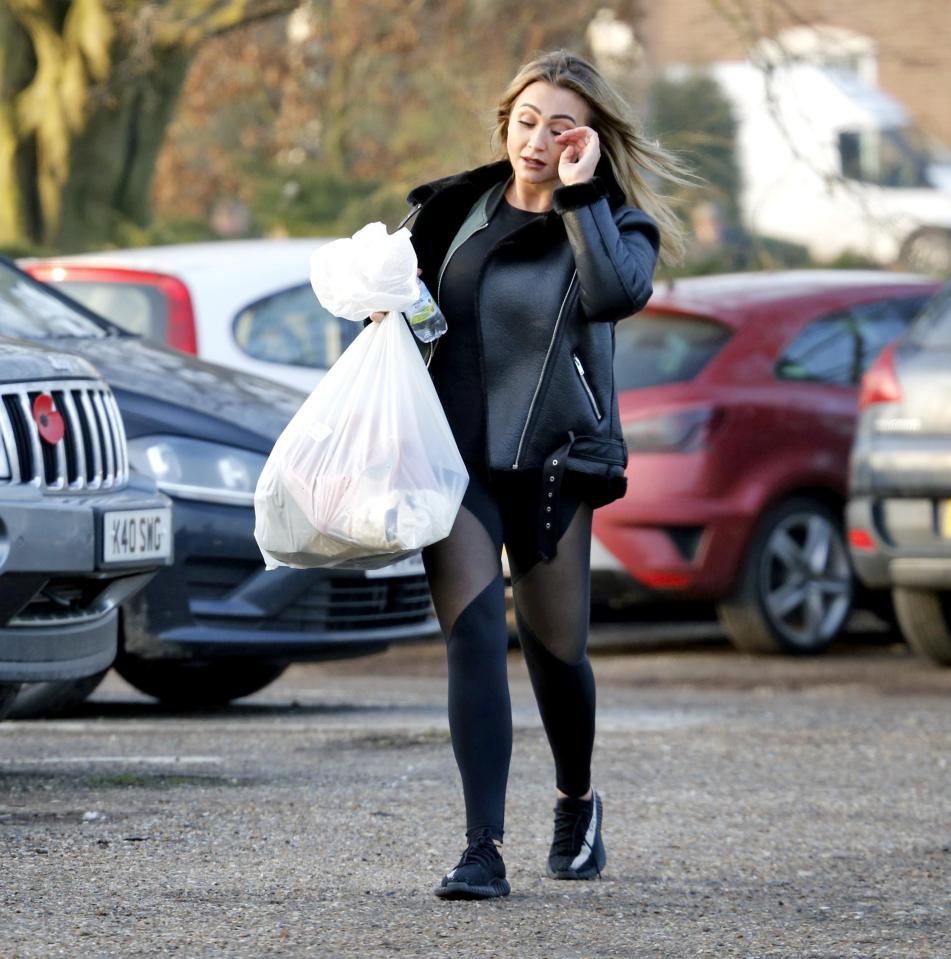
[506,80,589,193]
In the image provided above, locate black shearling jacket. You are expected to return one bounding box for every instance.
[406,158,660,528]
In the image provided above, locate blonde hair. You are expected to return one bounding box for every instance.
[494,50,689,264]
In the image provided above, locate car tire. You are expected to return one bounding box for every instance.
[898,228,951,277]
[891,588,951,666]
[0,684,21,720]
[8,670,109,719]
[717,497,854,654]
[114,655,288,706]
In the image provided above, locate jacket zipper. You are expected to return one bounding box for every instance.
[513,271,578,468]
[572,353,603,421]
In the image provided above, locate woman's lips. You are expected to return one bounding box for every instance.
[521,156,545,170]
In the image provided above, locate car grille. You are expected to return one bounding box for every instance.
[0,379,128,490]
[273,575,434,632]
[183,560,434,633]
[8,577,114,627]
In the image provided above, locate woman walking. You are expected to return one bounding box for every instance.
[396,50,685,899]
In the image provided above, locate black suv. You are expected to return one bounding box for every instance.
[0,333,172,719]
[0,258,438,710]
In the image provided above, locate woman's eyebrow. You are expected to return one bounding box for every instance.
[517,102,577,124]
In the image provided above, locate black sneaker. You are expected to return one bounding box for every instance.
[433,829,511,900]
[547,791,606,880]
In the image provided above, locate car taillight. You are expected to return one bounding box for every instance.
[622,406,723,454]
[858,343,902,410]
[157,275,198,354]
[848,528,876,551]
[640,571,692,589]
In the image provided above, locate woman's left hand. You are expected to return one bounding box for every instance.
[556,126,601,186]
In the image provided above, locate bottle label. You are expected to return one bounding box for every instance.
[407,299,437,327]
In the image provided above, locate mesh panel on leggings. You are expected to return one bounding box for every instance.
[422,472,511,840]
[509,503,593,665]
[509,503,596,798]
[422,478,503,640]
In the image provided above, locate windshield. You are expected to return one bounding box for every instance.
[909,285,951,348]
[614,311,732,390]
[837,126,936,189]
[0,261,111,338]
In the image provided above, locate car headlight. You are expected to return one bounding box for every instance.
[127,435,266,506]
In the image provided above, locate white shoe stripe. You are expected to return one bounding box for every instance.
[568,794,599,871]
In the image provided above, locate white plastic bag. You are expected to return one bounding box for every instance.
[254,231,467,570]
[309,221,420,322]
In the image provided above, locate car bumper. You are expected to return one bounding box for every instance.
[592,497,751,599]
[2,606,120,682]
[0,485,169,681]
[847,495,951,589]
[122,498,440,661]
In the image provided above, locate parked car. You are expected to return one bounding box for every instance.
[592,270,939,655]
[708,59,951,274]
[0,321,172,719]
[30,248,941,659]
[23,239,348,393]
[0,257,438,711]
[847,283,951,665]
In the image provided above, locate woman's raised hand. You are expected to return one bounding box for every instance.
[556,126,600,186]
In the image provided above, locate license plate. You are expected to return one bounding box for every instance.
[942,501,951,539]
[365,552,425,578]
[103,508,172,564]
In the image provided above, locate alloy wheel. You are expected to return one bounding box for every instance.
[758,511,853,650]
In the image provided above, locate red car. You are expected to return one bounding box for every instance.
[594,271,939,654]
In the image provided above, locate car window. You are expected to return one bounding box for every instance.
[233,283,360,369]
[0,262,108,339]
[777,295,930,386]
[56,280,165,339]
[852,296,929,373]
[837,127,932,189]
[613,311,732,391]
[908,285,951,348]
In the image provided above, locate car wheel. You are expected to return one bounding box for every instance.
[0,684,20,720]
[899,228,951,277]
[114,655,288,707]
[891,588,951,666]
[8,670,109,719]
[717,498,854,654]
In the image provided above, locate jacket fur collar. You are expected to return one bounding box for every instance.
[407,157,627,214]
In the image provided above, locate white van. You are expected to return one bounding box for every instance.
[707,60,951,273]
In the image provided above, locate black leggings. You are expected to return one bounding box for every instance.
[422,467,595,842]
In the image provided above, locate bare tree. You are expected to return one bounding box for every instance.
[152,0,613,240]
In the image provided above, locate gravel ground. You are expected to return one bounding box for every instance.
[2,635,950,958]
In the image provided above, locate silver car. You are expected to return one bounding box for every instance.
[0,333,172,718]
[847,284,951,666]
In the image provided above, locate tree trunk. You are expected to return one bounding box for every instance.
[0,6,36,249]
[56,43,192,250]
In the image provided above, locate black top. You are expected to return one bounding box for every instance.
[433,197,541,465]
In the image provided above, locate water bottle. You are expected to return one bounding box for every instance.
[403,280,448,343]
